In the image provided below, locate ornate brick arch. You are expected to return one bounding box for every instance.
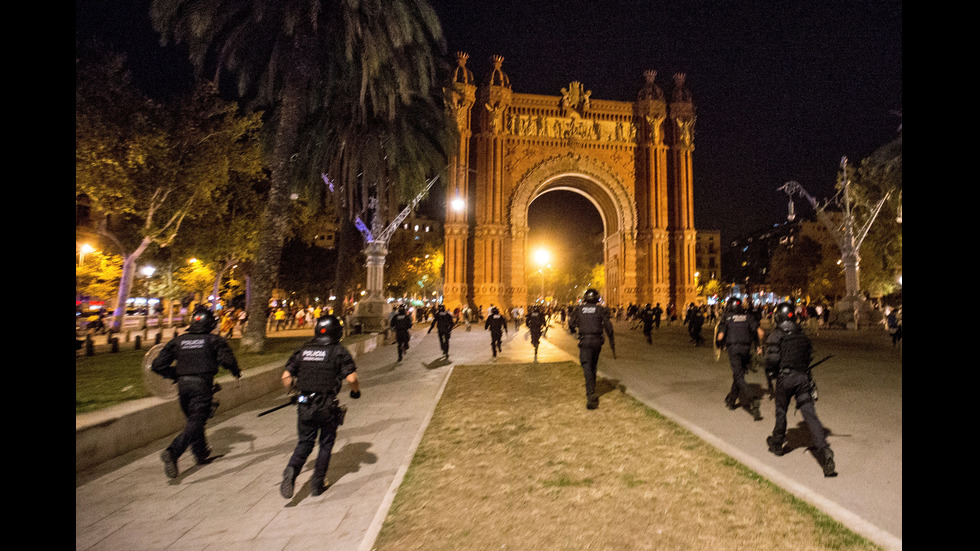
[508,153,637,236]
[442,53,699,312]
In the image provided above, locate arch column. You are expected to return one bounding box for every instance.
[443,53,476,310]
[668,73,698,307]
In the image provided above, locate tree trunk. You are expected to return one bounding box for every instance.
[109,236,151,332]
[241,66,308,353]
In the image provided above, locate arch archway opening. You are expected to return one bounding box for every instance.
[527,188,605,306]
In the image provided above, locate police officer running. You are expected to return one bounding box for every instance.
[525,305,546,361]
[390,305,413,362]
[715,297,765,420]
[638,303,655,344]
[280,314,362,498]
[764,302,837,477]
[428,304,457,358]
[568,289,615,410]
[153,306,241,479]
[484,306,508,358]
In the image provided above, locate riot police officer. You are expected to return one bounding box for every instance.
[715,297,765,420]
[764,302,837,477]
[390,305,413,362]
[280,314,362,498]
[638,303,655,344]
[152,306,241,479]
[568,289,615,410]
[525,305,546,361]
[484,306,508,358]
[652,303,664,329]
[428,304,457,357]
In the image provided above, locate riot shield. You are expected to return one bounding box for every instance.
[142,343,178,400]
[712,323,722,362]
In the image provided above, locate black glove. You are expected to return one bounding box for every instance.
[350,390,361,399]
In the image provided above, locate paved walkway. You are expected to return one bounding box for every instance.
[76,319,901,551]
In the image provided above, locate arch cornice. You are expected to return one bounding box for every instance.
[508,153,637,239]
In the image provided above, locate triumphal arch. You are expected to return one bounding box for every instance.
[442,53,699,312]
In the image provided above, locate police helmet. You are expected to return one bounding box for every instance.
[491,306,500,315]
[437,304,446,312]
[188,306,218,333]
[773,302,798,330]
[398,304,407,314]
[727,297,744,313]
[583,288,600,304]
[314,314,344,344]
[645,303,652,310]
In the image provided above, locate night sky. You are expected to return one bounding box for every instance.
[77,0,902,247]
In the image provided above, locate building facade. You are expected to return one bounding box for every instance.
[442,53,699,312]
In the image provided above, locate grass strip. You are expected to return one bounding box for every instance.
[374,361,880,551]
[75,336,310,414]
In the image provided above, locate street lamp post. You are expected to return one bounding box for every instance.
[778,157,898,329]
[533,248,551,302]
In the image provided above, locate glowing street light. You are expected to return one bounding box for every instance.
[78,243,94,265]
[534,248,550,267]
[451,195,465,212]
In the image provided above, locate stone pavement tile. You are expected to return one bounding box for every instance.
[256,506,347,540]
[170,510,274,548]
[79,516,204,551]
[187,539,289,551]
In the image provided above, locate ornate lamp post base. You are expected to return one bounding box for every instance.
[352,241,389,333]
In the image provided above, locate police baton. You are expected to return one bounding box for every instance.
[808,355,834,370]
[257,395,297,417]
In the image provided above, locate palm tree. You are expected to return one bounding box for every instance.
[151,0,453,352]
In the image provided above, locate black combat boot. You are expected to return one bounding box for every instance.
[724,392,738,410]
[766,436,785,456]
[310,478,329,496]
[280,466,296,498]
[161,449,179,479]
[749,398,763,421]
[818,447,838,477]
[586,395,599,410]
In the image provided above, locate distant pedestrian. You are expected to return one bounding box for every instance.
[885,307,902,347]
[220,310,237,338]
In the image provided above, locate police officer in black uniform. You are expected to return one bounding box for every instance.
[568,289,615,410]
[390,305,413,362]
[153,306,241,479]
[638,303,655,344]
[652,303,664,329]
[764,303,837,477]
[688,305,706,347]
[280,314,362,498]
[484,306,508,358]
[525,305,546,361]
[715,297,765,420]
[427,304,457,357]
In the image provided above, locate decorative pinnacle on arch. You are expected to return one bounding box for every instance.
[486,55,511,88]
[671,73,692,102]
[453,51,474,84]
[637,69,664,101]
